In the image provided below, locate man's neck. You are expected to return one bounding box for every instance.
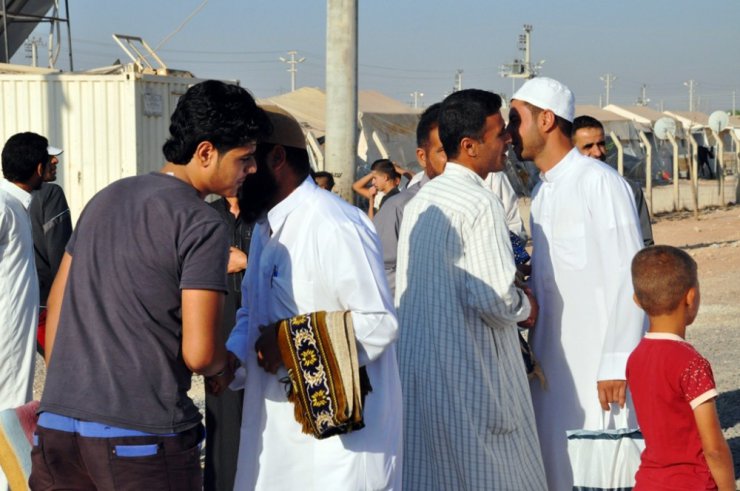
[451,157,487,180]
[226,196,240,218]
[11,180,34,193]
[160,162,205,198]
[535,134,573,174]
[268,173,305,211]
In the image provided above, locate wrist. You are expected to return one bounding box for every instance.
[206,360,230,378]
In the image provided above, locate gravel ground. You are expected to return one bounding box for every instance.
[651,206,740,484]
[33,206,740,483]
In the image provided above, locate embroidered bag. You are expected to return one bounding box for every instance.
[276,311,370,439]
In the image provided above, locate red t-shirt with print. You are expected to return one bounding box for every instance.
[626,333,719,491]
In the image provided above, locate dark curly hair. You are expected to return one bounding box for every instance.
[162,80,272,164]
[2,132,49,182]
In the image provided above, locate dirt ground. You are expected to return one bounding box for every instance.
[650,205,740,483]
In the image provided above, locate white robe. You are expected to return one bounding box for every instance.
[528,149,646,491]
[396,163,546,491]
[0,179,38,491]
[227,178,402,490]
[0,179,38,408]
[484,170,526,238]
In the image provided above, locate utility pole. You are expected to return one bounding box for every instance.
[684,79,696,112]
[279,50,305,92]
[410,91,424,109]
[637,84,649,106]
[24,37,43,67]
[499,24,544,82]
[453,69,463,92]
[325,0,357,202]
[600,73,616,106]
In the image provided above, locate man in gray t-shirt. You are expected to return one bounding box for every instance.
[31,80,271,490]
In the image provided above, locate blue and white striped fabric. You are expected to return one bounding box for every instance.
[395,163,546,490]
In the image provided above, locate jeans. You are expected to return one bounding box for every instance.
[29,413,203,490]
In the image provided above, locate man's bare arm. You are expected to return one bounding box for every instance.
[44,252,72,366]
[181,289,229,376]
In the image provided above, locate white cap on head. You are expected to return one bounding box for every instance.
[47,146,63,156]
[512,77,575,123]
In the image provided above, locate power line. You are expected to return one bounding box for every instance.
[155,0,210,51]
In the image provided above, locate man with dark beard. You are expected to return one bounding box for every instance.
[225,106,402,490]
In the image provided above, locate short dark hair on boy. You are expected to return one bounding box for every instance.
[438,89,502,160]
[2,132,49,182]
[416,102,442,148]
[162,80,272,164]
[371,159,400,181]
[632,245,698,316]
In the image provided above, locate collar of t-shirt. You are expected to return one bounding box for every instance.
[0,178,33,209]
[644,332,686,342]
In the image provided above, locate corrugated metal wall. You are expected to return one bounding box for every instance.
[0,70,201,222]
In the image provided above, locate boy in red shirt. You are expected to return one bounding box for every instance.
[627,245,735,490]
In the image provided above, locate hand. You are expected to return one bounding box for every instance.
[394,163,412,178]
[517,285,538,329]
[227,247,247,274]
[368,185,378,197]
[597,379,627,410]
[205,351,240,395]
[255,323,282,373]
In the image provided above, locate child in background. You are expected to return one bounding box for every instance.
[627,245,735,491]
[351,159,401,218]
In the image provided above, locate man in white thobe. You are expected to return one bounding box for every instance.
[396,89,546,491]
[508,77,646,490]
[226,106,402,490]
[1,132,47,489]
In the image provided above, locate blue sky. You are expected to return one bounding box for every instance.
[14,0,740,112]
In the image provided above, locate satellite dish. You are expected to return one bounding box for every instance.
[653,117,677,140]
[708,110,730,133]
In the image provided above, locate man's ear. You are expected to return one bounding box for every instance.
[539,110,558,133]
[194,141,217,167]
[269,145,288,172]
[415,147,427,169]
[35,162,45,178]
[461,137,476,157]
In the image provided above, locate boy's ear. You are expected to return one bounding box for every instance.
[685,286,697,306]
[632,293,643,309]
